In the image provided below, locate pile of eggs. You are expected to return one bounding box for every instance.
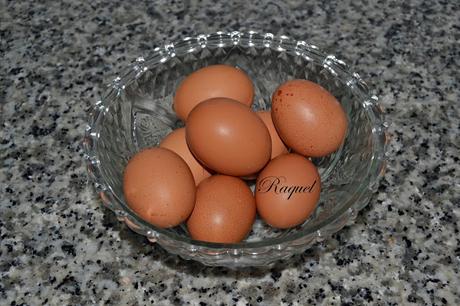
[123,64,347,243]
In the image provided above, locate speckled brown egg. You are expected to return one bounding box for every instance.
[187,175,256,243]
[173,64,254,121]
[271,79,348,157]
[255,153,321,229]
[160,128,211,185]
[186,97,271,177]
[123,147,196,228]
[256,111,289,159]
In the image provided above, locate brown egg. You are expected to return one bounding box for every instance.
[123,147,196,228]
[187,175,256,243]
[255,153,321,229]
[271,79,348,157]
[173,64,254,121]
[256,111,289,159]
[186,98,271,176]
[160,128,211,185]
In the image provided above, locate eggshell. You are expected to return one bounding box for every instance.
[256,111,289,159]
[271,79,348,157]
[187,175,256,243]
[123,147,196,228]
[173,64,254,121]
[160,128,211,185]
[186,98,271,176]
[255,153,321,229]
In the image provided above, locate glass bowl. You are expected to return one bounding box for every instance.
[83,31,387,267]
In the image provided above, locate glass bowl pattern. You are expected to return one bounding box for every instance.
[83,31,387,267]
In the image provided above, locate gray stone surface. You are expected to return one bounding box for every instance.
[1,0,459,305]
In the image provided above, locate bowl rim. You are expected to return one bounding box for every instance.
[84,30,387,250]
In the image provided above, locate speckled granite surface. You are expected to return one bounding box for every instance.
[1,0,459,305]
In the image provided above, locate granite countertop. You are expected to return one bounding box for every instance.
[1,0,459,305]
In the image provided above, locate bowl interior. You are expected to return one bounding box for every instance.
[94,39,376,246]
